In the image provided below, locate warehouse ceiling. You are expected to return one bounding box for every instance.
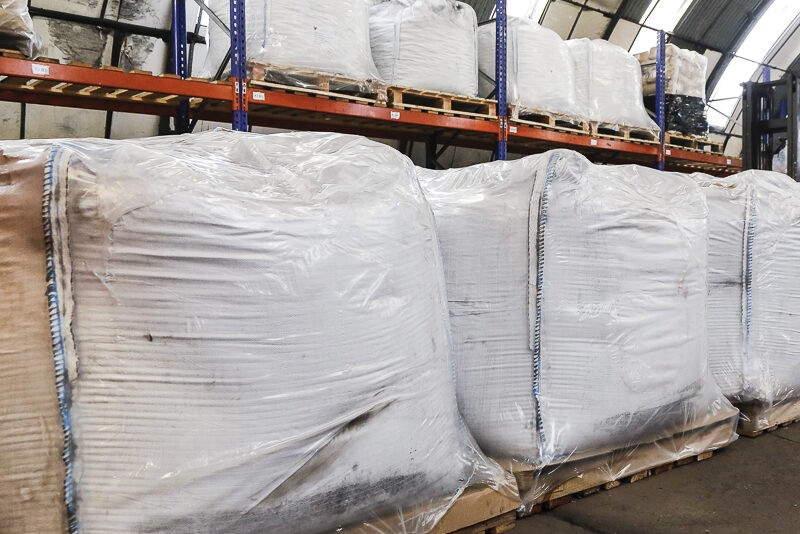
[465,0,800,155]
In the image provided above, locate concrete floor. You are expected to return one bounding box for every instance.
[515,424,800,534]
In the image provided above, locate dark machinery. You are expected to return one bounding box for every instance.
[742,75,799,180]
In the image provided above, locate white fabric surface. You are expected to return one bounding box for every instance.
[478,18,577,118]
[43,131,509,534]
[203,0,381,85]
[697,171,800,406]
[369,0,478,96]
[692,175,750,400]
[420,150,729,468]
[568,38,658,130]
[740,171,800,405]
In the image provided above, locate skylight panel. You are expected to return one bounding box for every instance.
[629,0,694,55]
[708,0,800,127]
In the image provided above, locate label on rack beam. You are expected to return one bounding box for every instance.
[31,64,50,76]
[727,159,732,165]
[666,149,671,155]
[590,139,598,146]
[390,111,401,120]
[509,125,518,134]
[252,91,265,102]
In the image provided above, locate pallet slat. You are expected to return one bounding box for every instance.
[665,132,723,154]
[388,86,497,119]
[249,61,387,101]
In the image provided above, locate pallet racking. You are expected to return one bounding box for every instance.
[0,1,741,175]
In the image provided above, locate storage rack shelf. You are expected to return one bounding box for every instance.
[0,2,741,175]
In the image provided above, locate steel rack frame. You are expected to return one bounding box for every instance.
[0,0,740,175]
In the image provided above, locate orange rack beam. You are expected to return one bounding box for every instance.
[0,55,741,175]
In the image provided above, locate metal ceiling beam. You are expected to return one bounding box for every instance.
[704,0,774,100]
[28,6,205,44]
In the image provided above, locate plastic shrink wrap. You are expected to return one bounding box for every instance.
[419,150,737,508]
[203,0,382,91]
[369,0,478,96]
[568,38,659,131]
[638,44,708,99]
[695,170,800,433]
[478,18,578,119]
[639,44,709,136]
[0,130,514,534]
[0,0,40,57]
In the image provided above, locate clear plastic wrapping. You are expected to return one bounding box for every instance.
[0,130,514,533]
[695,170,800,432]
[478,18,578,119]
[568,38,659,130]
[203,0,383,92]
[419,150,737,507]
[638,43,708,99]
[0,0,40,57]
[369,0,478,96]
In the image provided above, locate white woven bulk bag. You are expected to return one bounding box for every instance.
[419,150,735,474]
[568,38,658,130]
[14,130,511,534]
[0,0,39,57]
[369,0,478,96]
[740,171,800,405]
[692,175,750,400]
[478,18,578,118]
[203,0,382,87]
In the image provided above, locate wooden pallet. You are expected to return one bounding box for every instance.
[0,51,213,105]
[388,86,496,119]
[513,413,738,518]
[737,398,800,437]
[666,132,723,154]
[519,449,719,517]
[249,62,387,101]
[510,106,588,133]
[590,121,659,143]
[342,485,519,534]
[249,79,384,108]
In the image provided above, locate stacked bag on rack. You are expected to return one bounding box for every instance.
[369,0,479,96]
[419,151,738,507]
[695,170,800,434]
[638,44,709,137]
[203,0,382,91]
[0,130,513,534]
[478,17,657,132]
[202,0,482,98]
[0,0,39,57]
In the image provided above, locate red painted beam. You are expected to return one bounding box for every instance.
[509,123,660,156]
[0,89,176,116]
[247,88,499,134]
[665,146,742,169]
[0,56,231,101]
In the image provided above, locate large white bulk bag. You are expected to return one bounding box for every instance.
[0,0,39,57]
[695,170,800,430]
[568,38,658,130]
[744,171,800,407]
[0,131,511,534]
[692,175,750,400]
[369,0,478,96]
[419,150,736,474]
[478,18,578,118]
[203,0,382,87]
